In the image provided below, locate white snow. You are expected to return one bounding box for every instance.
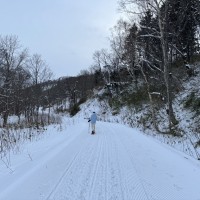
[0,118,200,200]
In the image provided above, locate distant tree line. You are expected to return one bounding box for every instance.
[45,73,98,116]
[0,35,103,127]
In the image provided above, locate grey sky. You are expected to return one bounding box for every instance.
[0,0,120,78]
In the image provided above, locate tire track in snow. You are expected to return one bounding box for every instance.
[111,128,150,200]
[105,123,150,200]
[48,123,151,200]
[88,124,141,200]
[117,130,156,200]
[111,130,130,200]
[73,134,103,200]
[87,134,104,200]
[87,128,110,200]
[47,133,102,200]
[103,128,109,200]
[105,129,126,200]
[115,128,184,200]
[71,135,102,200]
[0,128,86,200]
[46,135,93,200]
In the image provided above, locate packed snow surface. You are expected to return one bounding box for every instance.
[0,120,200,200]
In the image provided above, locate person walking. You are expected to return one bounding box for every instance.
[88,112,97,134]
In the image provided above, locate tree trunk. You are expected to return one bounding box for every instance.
[140,64,159,132]
[157,6,177,132]
[3,112,8,127]
[48,106,51,124]
[36,106,39,129]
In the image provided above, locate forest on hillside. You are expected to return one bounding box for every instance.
[89,0,200,134]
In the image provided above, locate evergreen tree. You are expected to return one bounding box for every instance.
[166,0,200,61]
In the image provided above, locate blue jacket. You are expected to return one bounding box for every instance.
[90,113,97,124]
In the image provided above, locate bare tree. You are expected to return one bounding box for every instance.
[0,35,28,127]
[27,54,53,128]
[92,50,110,84]
[119,0,178,132]
[28,54,52,85]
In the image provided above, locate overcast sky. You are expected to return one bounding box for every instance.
[0,0,121,78]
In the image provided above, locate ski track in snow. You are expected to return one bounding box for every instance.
[1,121,200,200]
[47,124,149,200]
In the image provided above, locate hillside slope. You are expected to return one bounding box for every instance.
[77,63,200,159]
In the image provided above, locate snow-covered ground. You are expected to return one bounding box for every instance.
[0,118,200,200]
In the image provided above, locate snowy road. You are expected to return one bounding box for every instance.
[0,121,200,200]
